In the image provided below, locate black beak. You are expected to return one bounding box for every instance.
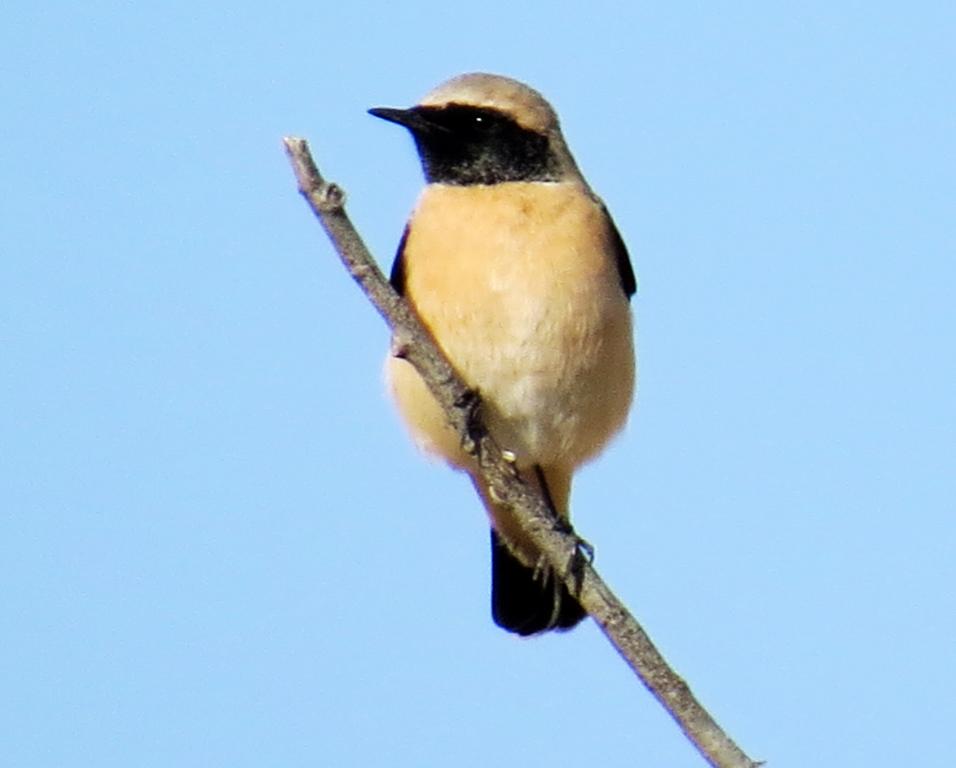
[368,106,448,135]
[368,107,415,126]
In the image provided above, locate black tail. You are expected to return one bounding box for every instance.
[490,530,587,636]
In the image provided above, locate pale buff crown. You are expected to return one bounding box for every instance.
[419,73,558,134]
[417,73,585,183]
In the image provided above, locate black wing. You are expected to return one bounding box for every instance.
[603,206,637,299]
[389,225,409,296]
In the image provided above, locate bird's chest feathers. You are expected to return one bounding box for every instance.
[403,182,622,396]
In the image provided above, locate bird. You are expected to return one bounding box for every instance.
[370,73,636,636]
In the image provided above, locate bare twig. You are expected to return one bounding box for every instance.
[283,136,760,768]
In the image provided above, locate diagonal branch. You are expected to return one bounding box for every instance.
[283,136,761,768]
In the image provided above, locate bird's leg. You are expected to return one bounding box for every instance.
[529,465,595,595]
[552,518,593,596]
[533,465,559,519]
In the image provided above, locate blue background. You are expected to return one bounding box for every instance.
[3,3,954,766]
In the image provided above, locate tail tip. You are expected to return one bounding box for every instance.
[490,530,587,636]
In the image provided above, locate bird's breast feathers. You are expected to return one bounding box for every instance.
[390,181,635,467]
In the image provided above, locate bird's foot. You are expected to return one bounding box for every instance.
[573,534,595,565]
[553,521,593,594]
[456,388,484,455]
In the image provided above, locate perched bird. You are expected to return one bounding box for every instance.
[370,73,636,636]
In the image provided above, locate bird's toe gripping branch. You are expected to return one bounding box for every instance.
[455,387,485,457]
[562,524,595,598]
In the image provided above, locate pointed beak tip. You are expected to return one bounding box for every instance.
[368,106,409,125]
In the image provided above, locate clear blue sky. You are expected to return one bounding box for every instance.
[3,3,954,766]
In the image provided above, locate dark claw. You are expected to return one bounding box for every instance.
[456,388,484,454]
[575,536,595,565]
[561,539,592,598]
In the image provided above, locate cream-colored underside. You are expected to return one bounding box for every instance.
[386,181,635,560]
